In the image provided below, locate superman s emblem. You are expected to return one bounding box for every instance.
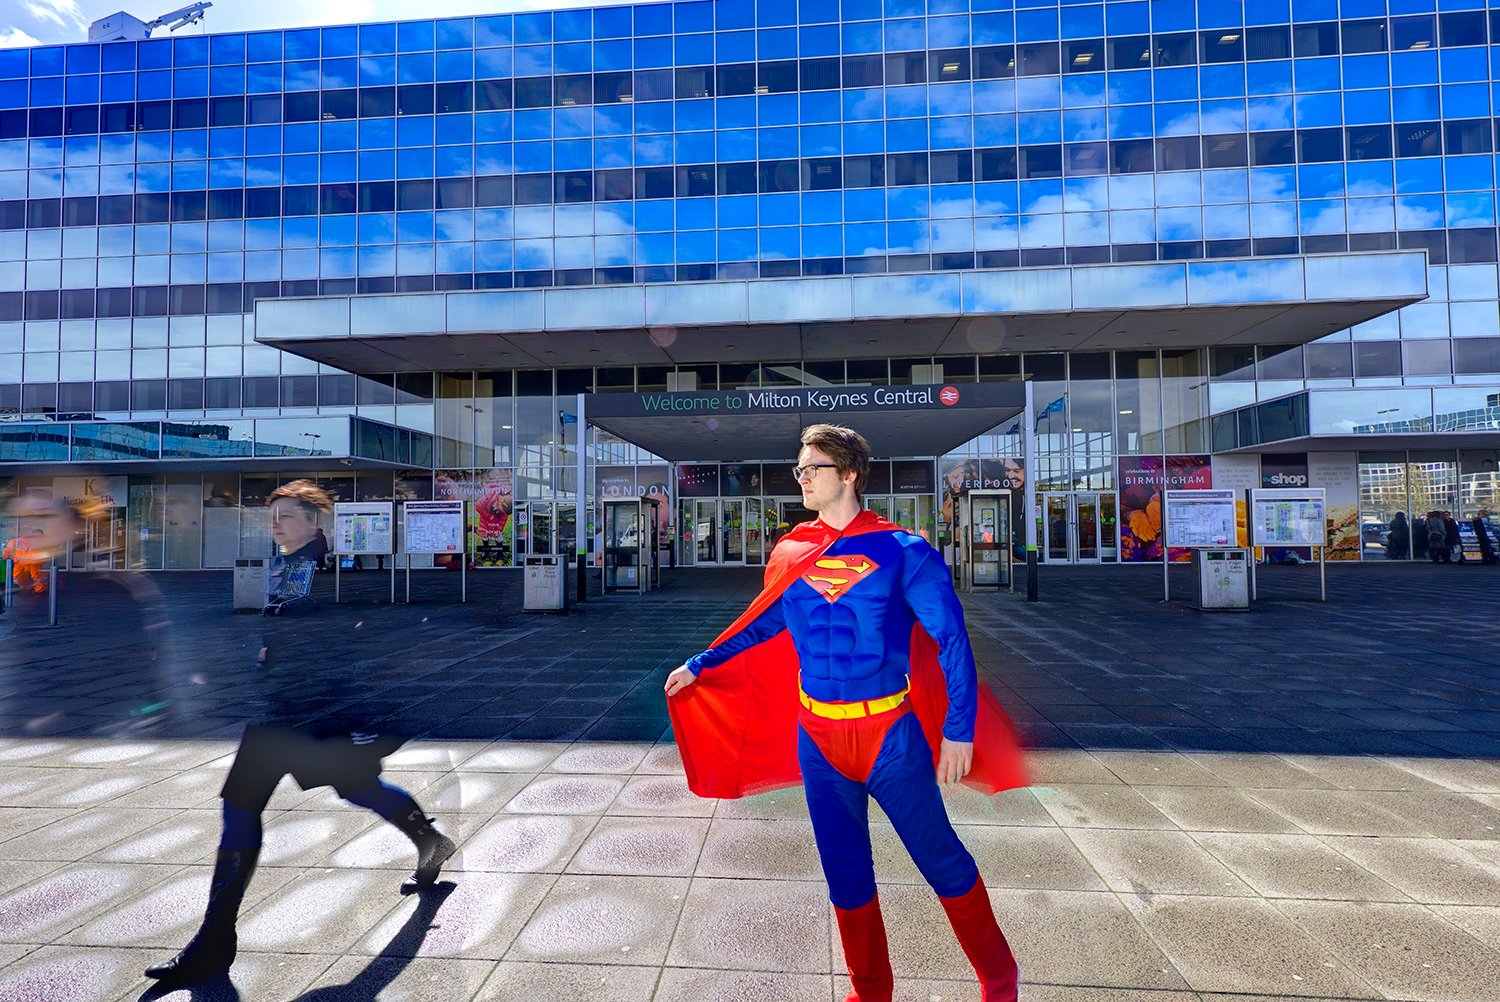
[802,555,880,602]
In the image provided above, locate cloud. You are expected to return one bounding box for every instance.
[0,27,43,48]
[22,0,86,30]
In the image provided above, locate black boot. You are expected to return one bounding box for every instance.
[145,847,260,984]
[392,808,456,894]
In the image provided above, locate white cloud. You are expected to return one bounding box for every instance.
[22,0,87,31]
[0,27,44,47]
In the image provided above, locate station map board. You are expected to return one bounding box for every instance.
[1163,489,1237,548]
[1250,489,1326,547]
[334,502,394,554]
[403,501,464,554]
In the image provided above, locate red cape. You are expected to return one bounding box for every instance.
[667,510,1028,799]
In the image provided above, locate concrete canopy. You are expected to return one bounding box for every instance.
[255,253,1430,374]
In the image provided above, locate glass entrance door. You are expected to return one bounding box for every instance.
[745,498,764,566]
[1044,493,1070,562]
[722,499,745,563]
[1074,493,1100,563]
[693,499,718,563]
[890,497,919,535]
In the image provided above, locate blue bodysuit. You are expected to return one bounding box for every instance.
[687,526,983,910]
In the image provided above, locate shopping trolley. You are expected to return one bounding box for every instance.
[261,557,319,616]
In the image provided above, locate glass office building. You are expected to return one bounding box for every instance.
[2,0,1499,570]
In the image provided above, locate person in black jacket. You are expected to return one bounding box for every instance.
[1386,512,1410,559]
[145,480,456,988]
[1443,511,1462,564]
[1473,510,1498,565]
[1413,514,1430,560]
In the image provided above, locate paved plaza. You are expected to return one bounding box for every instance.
[0,560,1498,1001]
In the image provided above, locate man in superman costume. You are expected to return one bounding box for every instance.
[665,424,1027,1002]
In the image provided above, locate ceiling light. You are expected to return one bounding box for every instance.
[1118,409,1134,415]
[1218,34,1240,44]
[943,62,960,74]
[1073,52,1093,65]
[1410,40,1430,50]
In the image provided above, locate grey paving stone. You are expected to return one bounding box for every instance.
[697,818,825,881]
[1279,898,1500,1002]
[1244,788,1438,837]
[1190,831,1411,902]
[506,873,688,965]
[607,773,719,817]
[472,961,662,1001]
[1134,785,1306,834]
[351,871,554,961]
[988,887,1191,991]
[656,968,836,1002]
[1090,750,1229,787]
[297,955,492,1001]
[444,812,596,874]
[503,774,625,815]
[1121,893,1376,996]
[1429,905,1500,952]
[667,877,831,973]
[1322,836,1500,906]
[1034,784,1177,830]
[567,816,710,877]
[1067,828,1257,897]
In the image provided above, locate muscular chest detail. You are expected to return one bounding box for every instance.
[800,553,882,603]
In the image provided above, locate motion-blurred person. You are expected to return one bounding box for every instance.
[1427,512,1450,563]
[1386,512,1409,560]
[1473,510,1497,565]
[1413,513,1430,560]
[1444,511,1462,564]
[0,495,175,736]
[146,479,457,988]
[2,532,44,596]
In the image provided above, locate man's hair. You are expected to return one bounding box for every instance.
[800,424,870,497]
[267,479,333,514]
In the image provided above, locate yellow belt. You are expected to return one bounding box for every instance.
[798,679,910,721]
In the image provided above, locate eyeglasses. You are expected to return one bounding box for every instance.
[792,464,839,482]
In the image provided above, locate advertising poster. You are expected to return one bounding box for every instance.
[596,466,635,499]
[639,466,672,538]
[436,469,513,567]
[677,464,720,498]
[721,463,763,497]
[1309,452,1360,561]
[1211,455,1259,546]
[1118,456,1212,562]
[940,458,1024,553]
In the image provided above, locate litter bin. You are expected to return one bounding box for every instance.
[233,558,269,611]
[523,554,568,612]
[1191,548,1249,611]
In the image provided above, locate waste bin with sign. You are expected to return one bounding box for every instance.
[233,558,269,611]
[1191,548,1249,611]
[523,554,568,612]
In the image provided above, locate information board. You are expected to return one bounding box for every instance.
[1164,489,1237,547]
[1249,489,1326,547]
[333,502,394,554]
[403,501,464,554]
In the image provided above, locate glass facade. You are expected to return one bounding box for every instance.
[4,0,1500,567]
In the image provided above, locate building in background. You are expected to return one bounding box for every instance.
[1,0,1497,569]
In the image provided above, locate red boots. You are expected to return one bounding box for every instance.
[836,880,1018,1002]
[939,876,1020,1002]
[834,894,894,1002]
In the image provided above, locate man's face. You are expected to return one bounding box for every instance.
[269,498,319,553]
[796,445,855,513]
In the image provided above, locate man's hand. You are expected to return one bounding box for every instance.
[663,665,697,697]
[937,738,974,787]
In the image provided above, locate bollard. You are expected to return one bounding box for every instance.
[2,557,10,611]
[47,564,58,626]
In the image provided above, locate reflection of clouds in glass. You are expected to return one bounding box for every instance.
[1446,193,1496,228]
[1154,207,1201,241]
[931,216,975,252]
[1256,200,1302,237]
[1019,213,1063,247]
[1392,197,1438,230]
[1111,208,1156,243]
[1199,105,1246,135]
[514,206,555,240]
[1156,172,1203,208]
[1300,199,1346,234]
[1064,211,1109,245]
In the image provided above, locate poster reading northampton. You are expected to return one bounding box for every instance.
[1117,456,1212,562]
[435,469,513,568]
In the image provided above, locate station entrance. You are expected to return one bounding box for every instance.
[1040,491,1119,564]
